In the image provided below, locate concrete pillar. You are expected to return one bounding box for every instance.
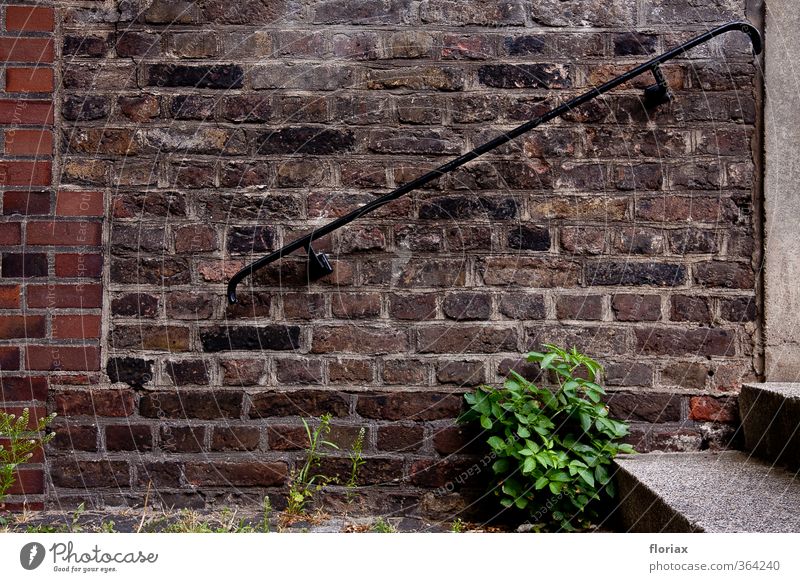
[764,1,800,380]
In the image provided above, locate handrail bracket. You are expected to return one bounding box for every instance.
[643,64,673,107]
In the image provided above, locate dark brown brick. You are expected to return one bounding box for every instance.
[249,390,350,418]
[184,461,287,487]
[140,391,243,420]
[160,425,205,453]
[211,426,260,451]
[357,392,461,421]
[556,295,603,320]
[105,425,152,451]
[612,294,661,322]
[377,424,424,452]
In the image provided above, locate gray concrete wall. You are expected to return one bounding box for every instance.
[764,0,800,380]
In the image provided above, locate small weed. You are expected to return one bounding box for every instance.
[450,518,466,533]
[99,520,117,533]
[261,496,271,533]
[287,414,338,515]
[0,408,56,503]
[371,518,397,533]
[346,427,366,494]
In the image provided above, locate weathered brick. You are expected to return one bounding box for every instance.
[612,294,661,322]
[556,295,603,320]
[689,395,738,423]
[111,325,190,352]
[443,292,491,321]
[418,325,517,353]
[481,257,581,287]
[607,392,682,423]
[499,293,546,319]
[436,360,485,385]
[719,296,756,323]
[165,360,210,386]
[50,459,129,489]
[106,357,153,388]
[146,64,243,88]
[200,325,300,352]
[106,425,152,451]
[693,261,754,289]
[328,359,374,384]
[53,388,135,417]
[160,426,205,453]
[220,358,265,386]
[185,461,287,487]
[331,293,381,319]
[670,295,712,323]
[660,361,709,390]
[140,390,244,420]
[211,426,260,451]
[586,262,686,286]
[276,358,323,385]
[357,392,461,421]
[377,423,423,453]
[255,127,355,154]
[313,325,407,354]
[382,359,428,385]
[478,64,570,88]
[249,390,350,418]
[634,327,736,356]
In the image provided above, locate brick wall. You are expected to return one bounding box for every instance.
[2,1,761,516]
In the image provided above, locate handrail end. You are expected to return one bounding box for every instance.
[737,20,763,55]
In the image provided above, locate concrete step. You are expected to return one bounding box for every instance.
[739,382,800,470]
[614,451,800,532]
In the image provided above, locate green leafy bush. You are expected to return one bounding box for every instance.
[460,345,634,531]
[1,408,56,504]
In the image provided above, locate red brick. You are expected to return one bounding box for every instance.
[184,461,287,487]
[27,284,102,308]
[105,424,153,451]
[689,396,738,423]
[0,346,20,370]
[52,314,102,339]
[0,376,48,401]
[0,161,51,185]
[0,100,53,124]
[0,38,53,62]
[25,345,100,371]
[0,284,20,308]
[55,191,104,216]
[0,315,45,338]
[26,221,101,246]
[3,129,52,155]
[5,67,53,93]
[0,221,21,244]
[2,191,50,215]
[55,253,103,278]
[5,6,55,32]
[53,388,135,417]
[6,467,43,495]
[50,459,129,488]
[0,405,46,429]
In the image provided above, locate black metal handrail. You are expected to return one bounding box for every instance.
[227,21,762,304]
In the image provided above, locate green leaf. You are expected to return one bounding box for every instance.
[492,459,510,473]
[522,457,536,474]
[578,469,595,488]
[540,353,557,370]
[515,497,529,509]
[480,415,492,430]
[595,464,610,485]
[517,426,531,438]
[534,475,549,490]
[578,411,592,433]
[487,436,505,450]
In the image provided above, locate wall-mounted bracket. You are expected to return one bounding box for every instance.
[643,64,673,106]
[307,244,333,280]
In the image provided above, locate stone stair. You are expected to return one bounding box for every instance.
[613,383,800,532]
